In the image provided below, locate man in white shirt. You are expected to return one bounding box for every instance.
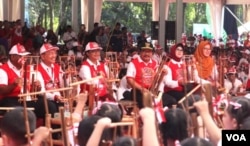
[35,43,65,120]
[152,45,166,65]
[224,67,243,96]
[62,25,78,55]
[0,43,41,107]
[79,42,115,102]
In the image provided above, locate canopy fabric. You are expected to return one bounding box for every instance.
[105,0,249,4]
[0,0,21,21]
[0,0,3,20]
[0,0,249,41]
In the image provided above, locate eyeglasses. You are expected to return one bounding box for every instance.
[204,47,212,51]
[176,48,183,52]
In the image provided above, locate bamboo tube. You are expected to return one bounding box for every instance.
[110,122,134,127]
[94,122,134,128]
[18,87,73,97]
[59,107,70,146]
[0,107,34,110]
[107,79,120,82]
[25,128,67,137]
[178,84,201,104]
[69,76,103,86]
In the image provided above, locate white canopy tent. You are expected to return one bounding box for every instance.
[0,0,249,44]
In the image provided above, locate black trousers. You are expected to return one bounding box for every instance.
[0,97,38,115]
[162,90,184,108]
[34,96,63,119]
[162,83,198,109]
[0,96,62,119]
[122,89,144,109]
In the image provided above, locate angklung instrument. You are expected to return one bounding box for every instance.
[19,55,40,102]
[149,55,169,96]
[182,55,195,84]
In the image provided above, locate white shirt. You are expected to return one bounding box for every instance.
[158,60,182,92]
[0,60,21,85]
[62,31,77,49]
[152,52,166,65]
[238,71,248,84]
[224,78,243,94]
[0,60,45,96]
[117,76,132,100]
[193,64,219,85]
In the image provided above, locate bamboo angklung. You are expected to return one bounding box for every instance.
[182,55,195,84]
[149,55,168,96]
[178,84,201,104]
[18,87,73,97]
[20,60,33,145]
[69,76,103,86]
[178,84,201,137]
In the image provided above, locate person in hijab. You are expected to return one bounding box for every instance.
[193,40,220,116]
[159,43,189,108]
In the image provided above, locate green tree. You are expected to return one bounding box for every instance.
[26,0,71,31]
[101,2,152,34]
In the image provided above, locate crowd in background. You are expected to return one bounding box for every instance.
[1,19,250,146]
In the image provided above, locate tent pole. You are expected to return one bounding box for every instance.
[224,6,249,32]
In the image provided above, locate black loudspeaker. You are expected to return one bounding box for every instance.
[151,21,159,40]
[165,21,176,40]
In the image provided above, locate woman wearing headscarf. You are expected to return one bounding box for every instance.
[159,43,188,108]
[193,40,220,116]
[194,41,218,83]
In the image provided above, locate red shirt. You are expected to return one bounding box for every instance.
[129,58,157,88]
[0,63,21,98]
[37,63,60,90]
[164,60,184,92]
[80,61,108,97]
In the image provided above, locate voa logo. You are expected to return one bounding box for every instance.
[226,134,246,141]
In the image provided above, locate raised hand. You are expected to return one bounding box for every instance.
[96,117,112,128]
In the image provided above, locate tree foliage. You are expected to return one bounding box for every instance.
[101,2,152,33]
[25,0,250,36]
[26,0,71,32]
[101,2,208,35]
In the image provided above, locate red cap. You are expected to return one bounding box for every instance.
[9,43,30,56]
[85,42,102,52]
[40,43,59,54]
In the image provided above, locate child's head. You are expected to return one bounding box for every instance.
[95,102,123,122]
[95,103,123,140]
[240,116,250,130]
[180,137,213,146]
[223,97,250,129]
[161,108,188,145]
[0,107,36,146]
[78,115,102,146]
[112,136,138,146]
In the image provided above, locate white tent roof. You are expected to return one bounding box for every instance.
[238,21,250,35]
[105,0,250,5]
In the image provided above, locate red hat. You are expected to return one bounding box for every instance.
[85,42,102,52]
[9,43,30,56]
[228,67,236,74]
[228,56,236,63]
[155,45,163,50]
[40,43,59,54]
